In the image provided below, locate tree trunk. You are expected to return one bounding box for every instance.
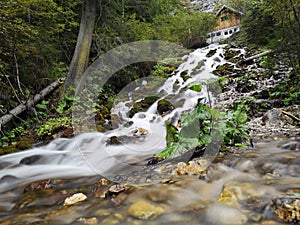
[0,78,65,128]
[64,0,97,89]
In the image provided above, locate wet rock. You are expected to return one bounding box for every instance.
[20,155,42,165]
[205,203,247,225]
[94,209,110,217]
[25,179,53,191]
[146,189,172,203]
[111,192,128,206]
[132,127,148,137]
[224,48,241,60]
[262,108,283,126]
[101,213,124,224]
[129,96,159,118]
[157,99,175,115]
[271,197,300,223]
[206,49,217,58]
[212,63,235,77]
[174,160,207,175]
[106,136,123,145]
[218,184,240,207]
[109,184,125,193]
[127,200,165,220]
[46,206,86,224]
[63,193,87,206]
[218,182,277,210]
[77,217,98,225]
[94,181,110,198]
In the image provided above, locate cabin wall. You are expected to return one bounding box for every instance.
[215,10,242,31]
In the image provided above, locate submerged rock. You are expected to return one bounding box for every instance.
[77,217,98,224]
[127,200,165,220]
[205,203,247,225]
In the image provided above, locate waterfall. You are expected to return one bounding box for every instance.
[0,43,242,211]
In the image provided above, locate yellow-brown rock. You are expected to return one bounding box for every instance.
[127,200,165,220]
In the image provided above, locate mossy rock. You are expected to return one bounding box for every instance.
[180,70,191,81]
[0,146,20,156]
[16,139,32,150]
[129,96,159,118]
[206,49,217,58]
[224,48,240,60]
[212,63,235,76]
[157,99,175,115]
[236,79,257,93]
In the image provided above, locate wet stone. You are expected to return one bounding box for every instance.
[271,197,300,223]
[109,184,125,193]
[63,193,87,206]
[174,159,207,175]
[127,200,165,220]
[77,217,98,225]
[157,99,175,116]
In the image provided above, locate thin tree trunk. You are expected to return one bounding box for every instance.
[64,0,97,89]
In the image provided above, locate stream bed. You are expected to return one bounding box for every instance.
[0,138,299,225]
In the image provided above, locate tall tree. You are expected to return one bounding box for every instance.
[64,0,97,89]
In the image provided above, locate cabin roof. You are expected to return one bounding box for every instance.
[216,5,244,16]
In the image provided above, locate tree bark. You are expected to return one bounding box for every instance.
[64,0,97,89]
[0,78,65,128]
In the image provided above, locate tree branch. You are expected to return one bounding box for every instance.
[0,77,65,127]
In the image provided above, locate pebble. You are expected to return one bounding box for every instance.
[63,193,87,206]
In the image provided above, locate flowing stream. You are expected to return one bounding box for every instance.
[0,44,299,225]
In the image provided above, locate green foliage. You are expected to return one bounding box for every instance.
[152,10,216,47]
[187,83,202,92]
[155,102,250,159]
[239,1,276,46]
[224,103,250,147]
[150,63,176,78]
[0,124,26,147]
[0,0,79,86]
[34,117,71,138]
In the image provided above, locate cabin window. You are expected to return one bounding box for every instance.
[216,32,221,36]
[224,31,228,35]
[229,30,233,34]
[221,15,229,21]
[234,28,237,32]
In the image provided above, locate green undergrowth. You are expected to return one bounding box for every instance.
[154,102,250,159]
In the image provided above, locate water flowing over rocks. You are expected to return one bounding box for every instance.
[0,43,299,225]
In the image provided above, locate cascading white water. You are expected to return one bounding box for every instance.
[0,44,243,210]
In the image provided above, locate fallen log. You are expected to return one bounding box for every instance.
[238,50,273,65]
[0,77,65,128]
[282,110,300,124]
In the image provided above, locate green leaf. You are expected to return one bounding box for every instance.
[234,111,248,124]
[187,83,202,92]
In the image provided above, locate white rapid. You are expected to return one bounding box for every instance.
[0,44,242,210]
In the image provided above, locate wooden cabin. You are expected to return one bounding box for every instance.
[207,5,243,44]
